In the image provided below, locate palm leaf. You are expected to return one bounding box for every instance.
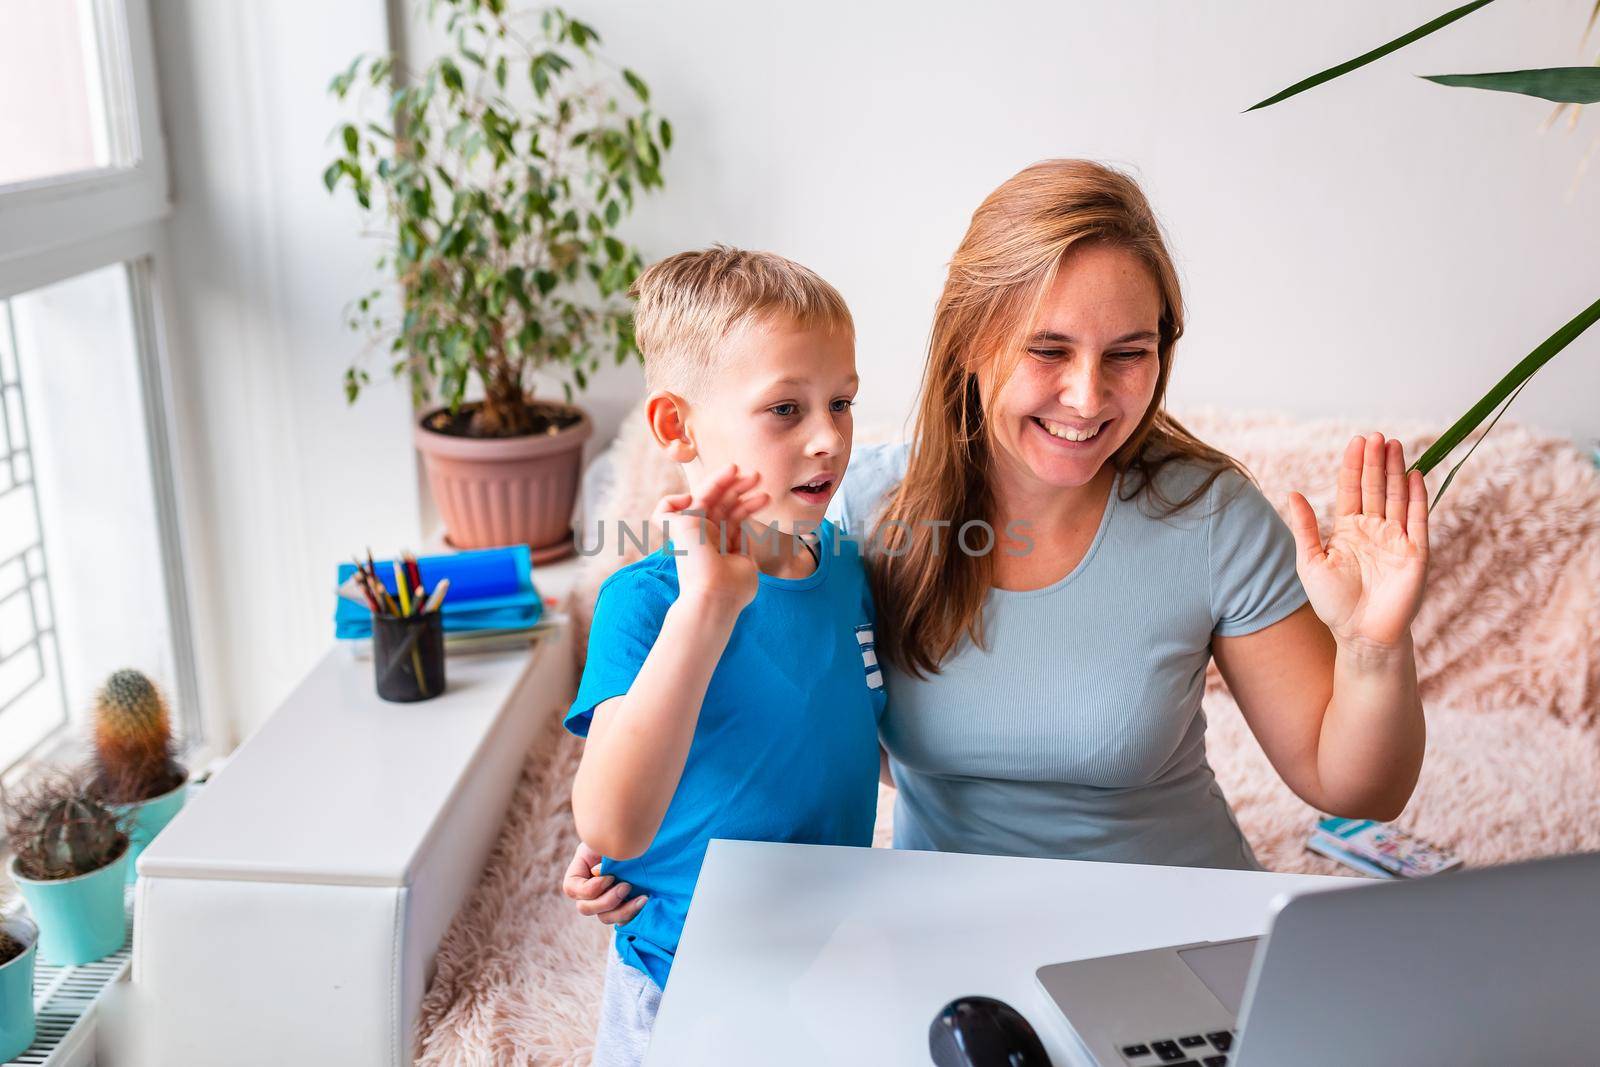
[1409,293,1600,491]
[1421,66,1600,103]
[1246,0,1498,112]
[1425,376,1530,510]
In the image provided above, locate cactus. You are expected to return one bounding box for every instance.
[0,928,23,967]
[1,769,128,881]
[90,668,184,804]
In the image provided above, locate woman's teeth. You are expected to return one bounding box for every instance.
[1035,417,1105,443]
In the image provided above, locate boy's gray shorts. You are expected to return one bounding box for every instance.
[592,940,662,1067]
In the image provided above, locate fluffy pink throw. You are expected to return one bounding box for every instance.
[414,408,1600,1066]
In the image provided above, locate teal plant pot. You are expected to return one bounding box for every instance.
[8,850,129,965]
[0,915,38,1060]
[109,775,188,885]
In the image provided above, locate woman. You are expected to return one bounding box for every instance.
[565,158,1428,917]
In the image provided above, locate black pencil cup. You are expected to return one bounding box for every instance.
[373,612,446,702]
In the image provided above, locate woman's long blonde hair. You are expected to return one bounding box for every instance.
[870,159,1248,678]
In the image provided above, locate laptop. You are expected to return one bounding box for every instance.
[1035,850,1600,1066]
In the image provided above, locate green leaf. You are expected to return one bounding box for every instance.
[1409,292,1600,501]
[1245,0,1497,112]
[329,55,362,97]
[342,124,359,154]
[658,118,672,150]
[1420,66,1600,104]
[440,59,464,94]
[604,199,621,226]
[322,160,343,193]
[623,68,650,103]
[495,55,508,89]
[568,18,601,49]
[1424,375,1530,509]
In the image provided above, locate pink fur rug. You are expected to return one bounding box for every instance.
[414,407,1600,1066]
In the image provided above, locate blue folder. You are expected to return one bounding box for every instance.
[334,545,544,640]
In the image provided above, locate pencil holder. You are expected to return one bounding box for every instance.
[372,612,446,702]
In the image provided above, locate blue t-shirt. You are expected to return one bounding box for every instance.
[565,518,886,989]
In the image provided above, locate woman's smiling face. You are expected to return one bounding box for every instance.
[980,242,1164,494]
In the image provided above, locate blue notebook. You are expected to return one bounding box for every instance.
[334,546,543,640]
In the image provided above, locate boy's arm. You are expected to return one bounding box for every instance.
[570,464,768,861]
[571,593,741,860]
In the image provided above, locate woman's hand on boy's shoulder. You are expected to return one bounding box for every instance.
[563,841,647,924]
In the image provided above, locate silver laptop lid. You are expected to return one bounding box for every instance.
[1235,850,1600,1066]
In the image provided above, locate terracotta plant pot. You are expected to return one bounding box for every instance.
[414,401,593,562]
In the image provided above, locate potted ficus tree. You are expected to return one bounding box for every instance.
[327,2,671,561]
[2,769,130,966]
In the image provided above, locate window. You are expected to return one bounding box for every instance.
[0,0,197,773]
[0,0,128,187]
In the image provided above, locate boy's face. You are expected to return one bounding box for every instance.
[676,317,857,531]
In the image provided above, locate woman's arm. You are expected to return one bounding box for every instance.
[1213,433,1429,821]
[1213,605,1423,819]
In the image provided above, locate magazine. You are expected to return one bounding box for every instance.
[1306,817,1463,878]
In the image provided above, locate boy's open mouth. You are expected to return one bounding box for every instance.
[790,477,835,504]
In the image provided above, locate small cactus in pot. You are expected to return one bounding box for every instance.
[0,907,38,1059]
[1,769,130,965]
[89,669,186,804]
[2,769,127,882]
[85,669,189,884]
[0,928,22,969]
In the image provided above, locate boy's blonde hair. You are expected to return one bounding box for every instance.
[630,245,853,396]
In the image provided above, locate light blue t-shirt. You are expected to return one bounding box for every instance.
[829,442,1308,871]
[566,519,886,989]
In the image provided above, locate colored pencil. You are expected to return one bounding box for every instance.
[393,561,413,615]
[422,577,451,614]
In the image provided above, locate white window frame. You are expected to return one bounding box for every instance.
[0,0,202,773]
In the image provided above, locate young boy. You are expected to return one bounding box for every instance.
[565,246,886,1067]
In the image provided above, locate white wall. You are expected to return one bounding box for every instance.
[422,0,1600,444]
[153,1,420,746]
[154,0,1600,748]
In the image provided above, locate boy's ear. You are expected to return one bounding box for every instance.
[645,390,697,464]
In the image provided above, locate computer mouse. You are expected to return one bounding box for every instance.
[928,995,1053,1067]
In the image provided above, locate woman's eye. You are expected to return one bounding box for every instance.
[830,398,855,413]
[769,403,799,417]
[1110,350,1151,362]
[1028,348,1065,360]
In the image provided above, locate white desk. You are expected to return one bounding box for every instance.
[648,841,1345,1067]
[106,625,575,1067]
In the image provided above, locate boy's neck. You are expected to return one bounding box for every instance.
[746,521,821,580]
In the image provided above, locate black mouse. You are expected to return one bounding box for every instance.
[928,995,1053,1067]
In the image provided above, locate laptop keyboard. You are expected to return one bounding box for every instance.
[1118,1029,1235,1065]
